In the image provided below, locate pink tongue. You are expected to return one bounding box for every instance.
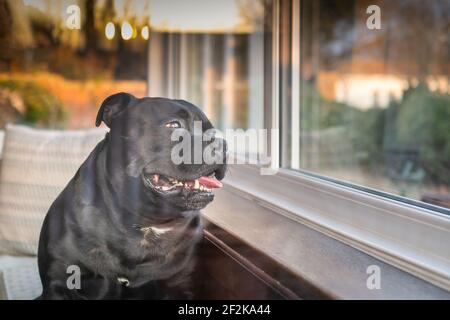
[198,176,223,189]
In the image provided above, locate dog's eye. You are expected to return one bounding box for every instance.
[165,120,181,128]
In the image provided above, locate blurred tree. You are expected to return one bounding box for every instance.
[0,0,34,71]
[84,0,97,53]
[393,84,450,185]
[236,0,267,30]
[0,79,66,127]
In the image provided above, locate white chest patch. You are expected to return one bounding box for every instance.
[150,226,172,236]
[139,225,174,248]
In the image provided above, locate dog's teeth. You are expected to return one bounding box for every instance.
[194,179,200,189]
[153,174,159,183]
[162,186,170,191]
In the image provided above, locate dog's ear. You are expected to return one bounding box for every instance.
[96,92,136,127]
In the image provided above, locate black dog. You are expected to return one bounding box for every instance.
[37,93,227,299]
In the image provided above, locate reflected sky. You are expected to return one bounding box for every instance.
[23,0,244,32]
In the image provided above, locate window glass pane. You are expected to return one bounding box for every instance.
[147,0,267,132]
[288,0,450,210]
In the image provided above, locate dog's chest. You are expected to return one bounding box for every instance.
[118,216,202,285]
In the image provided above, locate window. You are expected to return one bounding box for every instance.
[283,0,450,211]
[202,0,450,292]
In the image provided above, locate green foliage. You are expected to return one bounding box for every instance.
[300,81,355,131]
[0,79,65,127]
[351,107,385,166]
[302,81,450,185]
[388,84,450,185]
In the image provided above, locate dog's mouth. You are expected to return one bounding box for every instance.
[142,171,223,195]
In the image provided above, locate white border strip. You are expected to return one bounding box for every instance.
[290,0,300,170]
[270,0,280,171]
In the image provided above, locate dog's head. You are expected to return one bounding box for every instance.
[96,93,227,215]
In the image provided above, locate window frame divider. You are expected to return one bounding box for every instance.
[290,0,300,169]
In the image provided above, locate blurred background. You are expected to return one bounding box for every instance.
[0,0,449,209]
[0,0,149,128]
[0,0,264,129]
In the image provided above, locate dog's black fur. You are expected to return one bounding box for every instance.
[37,93,227,299]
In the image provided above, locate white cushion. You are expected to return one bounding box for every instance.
[0,124,107,256]
[0,255,41,300]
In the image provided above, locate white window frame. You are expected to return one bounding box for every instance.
[219,0,450,291]
[223,162,450,291]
